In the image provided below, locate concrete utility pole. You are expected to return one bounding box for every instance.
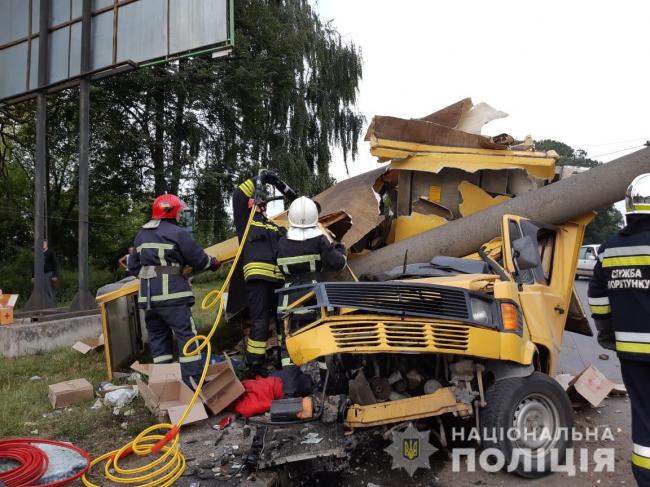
[71,0,96,310]
[349,148,650,276]
[25,0,55,311]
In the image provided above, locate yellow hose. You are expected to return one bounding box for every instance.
[82,205,257,487]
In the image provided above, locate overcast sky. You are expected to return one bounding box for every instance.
[316,0,650,182]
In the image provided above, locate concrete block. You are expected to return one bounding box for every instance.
[0,314,102,358]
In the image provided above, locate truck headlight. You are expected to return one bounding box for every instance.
[470,297,493,325]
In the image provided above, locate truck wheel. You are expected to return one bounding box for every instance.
[479,372,574,478]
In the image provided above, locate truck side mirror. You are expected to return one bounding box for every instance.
[512,236,541,271]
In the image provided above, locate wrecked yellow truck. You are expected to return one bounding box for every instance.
[96,99,597,477]
[282,211,591,476]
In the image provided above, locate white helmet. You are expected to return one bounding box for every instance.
[288,196,319,228]
[287,196,322,241]
[625,173,650,215]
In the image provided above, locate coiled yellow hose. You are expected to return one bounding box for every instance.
[82,205,257,487]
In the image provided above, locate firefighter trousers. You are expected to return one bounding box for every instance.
[144,305,205,385]
[245,279,281,363]
[621,359,650,486]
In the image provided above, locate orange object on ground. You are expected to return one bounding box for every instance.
[233,376,284,417]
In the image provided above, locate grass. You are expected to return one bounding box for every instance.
[191,278,245,352]
[0,349,156,446]
[0,272,241,448]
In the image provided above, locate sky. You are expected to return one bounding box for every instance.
[315,0,650,182]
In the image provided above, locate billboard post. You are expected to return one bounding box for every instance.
[24,0,55,311]
[70,0,95,310]
[3,0,234,311]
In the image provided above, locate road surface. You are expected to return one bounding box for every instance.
[558,280,622,382]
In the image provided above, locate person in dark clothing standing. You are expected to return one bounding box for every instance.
[589,173,650,487]
[128,194,221,387]
[276,196,347,374]
[232,170,298,375]
[34,240,58,302]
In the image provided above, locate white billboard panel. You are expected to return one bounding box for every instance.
[0,0,232,103]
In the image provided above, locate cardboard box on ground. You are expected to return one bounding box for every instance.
[0,293,18,325]
[131,354,244,425]
[72,334,104,354]
[48,379,94,408]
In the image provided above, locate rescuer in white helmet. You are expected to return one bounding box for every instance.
[588,173,650,486]
[275,196,347,389]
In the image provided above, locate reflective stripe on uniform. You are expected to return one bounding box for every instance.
[137,242,174,266]
[633,204,650,212]
[243,262,283,280]
[616,331,650,343]
[318,361,328,370]
[239,179,255,197]
[603,256,650,267]
[153,354,174,363]
[138,290,195,303]
[615,331,650,354]
[600,246,650,267]
[179,355,202,363]
[588,296,611,314]
[247,338,267,355]
[277,254,321,274]
[281,357,293,367]
[250,220,279,232]
[633,443,650,470]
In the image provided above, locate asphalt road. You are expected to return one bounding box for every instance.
[558,279,622,382]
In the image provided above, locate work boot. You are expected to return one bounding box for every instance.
[266,346,282,371]
[238,354,267,380]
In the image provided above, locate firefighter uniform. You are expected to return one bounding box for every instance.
[589,214,650,487]
[277,232,347,368]
[129,218,213,384]
[233,176,293,367]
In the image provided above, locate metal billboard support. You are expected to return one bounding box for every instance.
[24,0,55,311]
[71,0,96,310]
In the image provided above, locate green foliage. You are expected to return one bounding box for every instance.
[0,0,363,301]
[536,139,623,243]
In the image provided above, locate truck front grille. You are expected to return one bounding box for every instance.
[320,282,470,321]
[330,320,470,351]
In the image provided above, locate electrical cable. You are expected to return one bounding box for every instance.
[0,438,91,487]
[81,204,258,487]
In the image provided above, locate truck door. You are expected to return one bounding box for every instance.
[501,214,591,374]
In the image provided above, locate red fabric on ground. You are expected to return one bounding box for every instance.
[233,376,284,417]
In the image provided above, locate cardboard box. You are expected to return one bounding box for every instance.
[48,379,94,408]
[0,307,13,326]
[133,362,208,425]
[72,334,104,354]
[196,355,245,415]
[131,355,243,423]
[567,365,615,408]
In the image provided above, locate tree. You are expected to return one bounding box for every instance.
[0,0,364,303]
[535,139,623,243]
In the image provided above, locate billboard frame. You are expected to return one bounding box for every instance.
[0,0,235,106]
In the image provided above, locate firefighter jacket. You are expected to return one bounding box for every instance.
[233,178,284,283]
[588,216,650,361]
[277,234,347,278]
[128,219,211,308]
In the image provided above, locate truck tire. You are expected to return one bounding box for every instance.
[479,372,574,478]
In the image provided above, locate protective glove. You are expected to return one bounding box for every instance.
[209,257,221,272]
[595,319,616,351]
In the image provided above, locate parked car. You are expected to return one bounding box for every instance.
[576,244,600,278]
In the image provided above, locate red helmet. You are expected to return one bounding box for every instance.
[151,194,187,220]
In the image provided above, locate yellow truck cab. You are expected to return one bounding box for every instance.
[281,212,592,477]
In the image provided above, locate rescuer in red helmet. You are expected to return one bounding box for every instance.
[128,194,220,387]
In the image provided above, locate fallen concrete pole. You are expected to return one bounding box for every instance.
[350,147,650,276]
